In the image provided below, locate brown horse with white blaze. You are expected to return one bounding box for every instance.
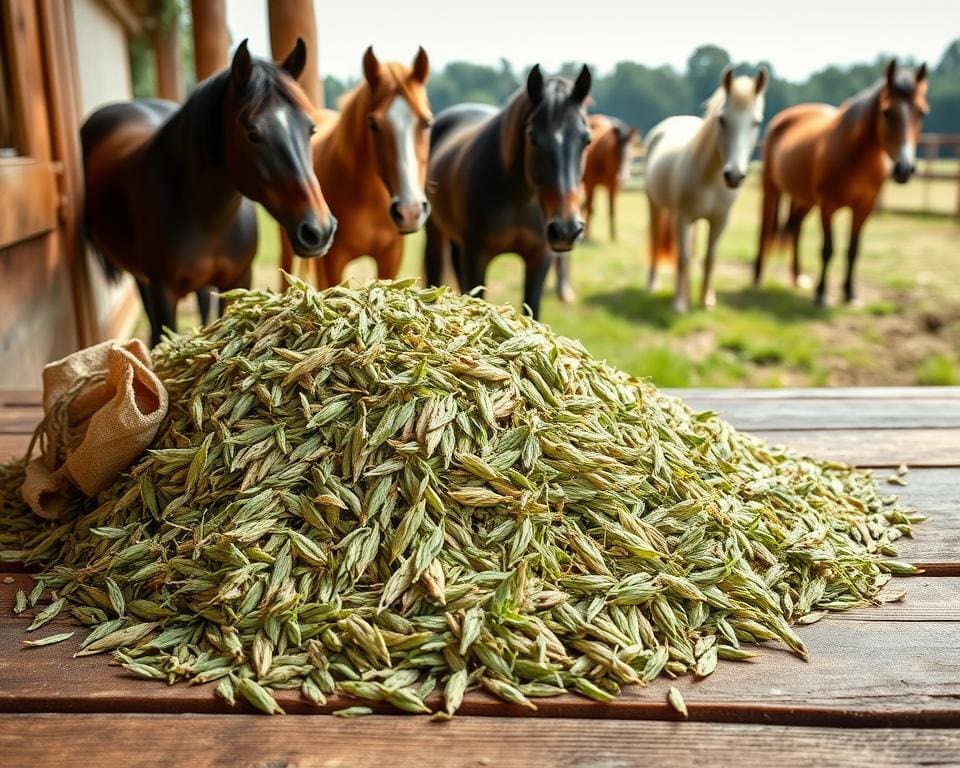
[280,47,432,288]
[754,59,929,306]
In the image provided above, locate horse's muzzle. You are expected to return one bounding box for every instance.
[892,162,915,184]
[390,199,430,234]
[292,213,337,257]
[546,217,585,252]
[723,169,745,189]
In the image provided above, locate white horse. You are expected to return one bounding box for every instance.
[644,67,767,311]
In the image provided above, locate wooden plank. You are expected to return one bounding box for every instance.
[2,715,958,768]
[0,390,41,408]
[0,159,58,249]
[670,387,960,400]
[752,429,960,467]
[680,397,960,430]
[0,576,957,725]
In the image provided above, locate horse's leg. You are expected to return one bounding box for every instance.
[674,215,692,313]
[646,196,661,291]
[754,176,781,287]
[147,280,177,347]
[608,183,618,242]
[523,249,553,321]
[376,237,404,281]
[136,280,157,340]
[458,243,488,302]
[449,242,463,291]
[844,203,872,305]
[701,214,728,309]
[196,288,212,325]
[787,203,813,289]
[279,230,296,290]
[555,254,575,303]
[583,183,595,240]
[814,206,836,308]
[424,217,447,287]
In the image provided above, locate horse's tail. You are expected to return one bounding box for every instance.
[648,198,676,266]
[754,149,782,285]
[92,248,124,283]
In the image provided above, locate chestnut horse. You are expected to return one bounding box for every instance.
[554,114,636,302]
[424,65,592,320]
[583,114,637,241]
[754,60,929,306]
[82,40,334,346]
[645,67,767,312]
[280,47,432,288]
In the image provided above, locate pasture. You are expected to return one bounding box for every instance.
[156,174,960,389]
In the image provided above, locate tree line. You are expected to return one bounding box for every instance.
[322,41,960,140]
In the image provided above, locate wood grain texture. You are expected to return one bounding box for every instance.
[751,429,960,467]
[2,715,959,768]
[1,576,957,725]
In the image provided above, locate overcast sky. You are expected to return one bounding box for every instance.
[225,0,955,82]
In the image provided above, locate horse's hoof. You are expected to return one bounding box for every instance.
[702,293,717,310]
[558,285,577,304]
[796,274,813,290]
[814,294,827,309]
[845,295,862,308]
[673,299,689,313]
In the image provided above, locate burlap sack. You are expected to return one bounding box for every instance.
[20,339,169,519]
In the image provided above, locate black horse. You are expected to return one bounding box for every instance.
[82,40,335,346]
[424,65,592,319]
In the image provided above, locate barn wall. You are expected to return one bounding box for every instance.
[72,0,140,341]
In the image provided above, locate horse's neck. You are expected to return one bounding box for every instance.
[495,96,533,199]
[327,87,387,200]
[687,114,724,183]
[836,91,883,161]
[147,77,242,226]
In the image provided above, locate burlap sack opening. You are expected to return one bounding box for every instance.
[20,339,169,519]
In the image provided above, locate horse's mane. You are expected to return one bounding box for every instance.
[233,60,317,121]
[500,77,575,170]
[333,63,431,160]
[838,73,918,137]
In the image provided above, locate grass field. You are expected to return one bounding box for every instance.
[164,173,960,389]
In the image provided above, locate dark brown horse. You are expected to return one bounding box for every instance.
[424,65,592,320]
[754,59,929,306]
[82,40,335,345]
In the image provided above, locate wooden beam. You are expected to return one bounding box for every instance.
[152,10,183,101]
[0,159,58,249]
[94,0,142,36]
[189,0,228,83]
[3,0,53,160]
[267,0,323,107]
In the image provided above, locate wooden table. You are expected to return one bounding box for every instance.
[1,387,959,767]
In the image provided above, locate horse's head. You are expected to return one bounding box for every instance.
[877,59,929,184]
[361,47,433,234]
[223,40,336,257]
[715,67,767,189]
[524,65,593,252]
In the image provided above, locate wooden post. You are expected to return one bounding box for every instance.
[267,0,323,107]
[190,0,228,83]
[153,10,184,101]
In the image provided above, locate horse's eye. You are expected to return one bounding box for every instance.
[247,127,264,144]
[753,119,761,128]
[309,123,317,136]
[422,117,434,130]
[368,116,379,132]
[582,132,592,145]
[883,107,895,119]
[718,115,727,128]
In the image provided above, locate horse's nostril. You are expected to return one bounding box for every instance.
[298,221,321,248]
[546,221,562,242]
[572,221,585,239]
[389,201,403,223]
[421,200,430,215]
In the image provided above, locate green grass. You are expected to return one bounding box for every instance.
[162,177,960,389]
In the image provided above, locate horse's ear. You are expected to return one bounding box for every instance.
[885,59,898,90]
[755,67,768,95]
[916,62,928,84]
[527,65,544,106]
[363,46,381,89]
[281,38,307,81]
[231,39,253,88]
[412,47,429,83]
[721,65,734,93]
[573,65,592,105]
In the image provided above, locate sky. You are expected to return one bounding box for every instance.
[225,0,956,82]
